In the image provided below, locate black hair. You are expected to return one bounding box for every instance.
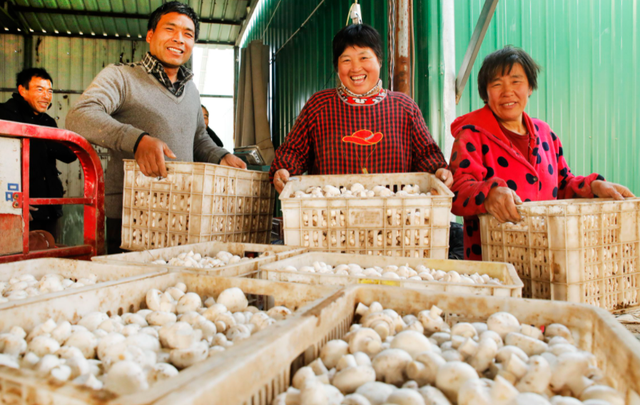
[477,45,541,103]
[201,105,208,113]
[16,67,53,89]
[148,1,199,39]
[332,24,383,71]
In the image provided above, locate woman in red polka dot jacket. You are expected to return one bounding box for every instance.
[449,46,634,261]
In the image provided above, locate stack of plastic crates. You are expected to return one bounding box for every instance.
[279,173,453,258]
[479,198,640,310]
[121,160,275,250]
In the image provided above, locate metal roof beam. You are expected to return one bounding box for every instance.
[10,6,242,26]
[1,28,235,45]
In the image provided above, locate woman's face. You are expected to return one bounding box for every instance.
[337,45,381,94]
[486,62,533,126]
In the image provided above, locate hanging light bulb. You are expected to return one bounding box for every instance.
[348,0,363,25]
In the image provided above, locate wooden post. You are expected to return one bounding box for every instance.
[389,0,413,97]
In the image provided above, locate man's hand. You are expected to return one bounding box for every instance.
[484,186,522,223]
[28,206,38,221]
[220,154,247,169]
[134,135,176,178]
[591,180,635,200]
[273,169,290,194]
[435,168,454,188]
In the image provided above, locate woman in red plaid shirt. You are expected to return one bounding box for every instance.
[270,24,451,193]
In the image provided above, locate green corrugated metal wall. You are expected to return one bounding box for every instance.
[241,0,639,195]
[239,0,445,148]
[455,0,640,195]
[241,0,390,149]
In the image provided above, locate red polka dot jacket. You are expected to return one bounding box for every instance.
[449,105,603,260]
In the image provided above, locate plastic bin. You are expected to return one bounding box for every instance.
[121,160,275,250]
[479,198,640,310]
[280,173,453,258]
[158,284,640,405]
[92,241,306,277]
[0,272,338,405]
[257,252,522,297]
[0,258,166,310]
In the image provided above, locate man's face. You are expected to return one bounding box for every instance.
[146,12,196,69]
[18,77,53,114]
[202,107,209,127]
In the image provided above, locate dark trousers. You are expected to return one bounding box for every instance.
[106,217,125,254]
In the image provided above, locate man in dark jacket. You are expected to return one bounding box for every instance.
[0,68,77,237]
[201,105,224,147]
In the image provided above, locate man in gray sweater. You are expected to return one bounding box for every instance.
[67,1,246,253]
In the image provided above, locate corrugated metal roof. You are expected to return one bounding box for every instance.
[1,0,251,44]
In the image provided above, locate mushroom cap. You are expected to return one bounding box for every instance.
[386,388,426,405]
[389,330,433,358]
[580,385,625,405]
[216,288,248,313]
[320,339,350,369]
[169,340,208,369]
[356,382,398,405]
[146,311,177,327]
[372,348,413,386]
[104,360,149,395]
[348,327,383,357]
[28,335,60,357]
[176,293,202,314]
[487,312,520,339]
[332,365,376,394]
[435,361,479,402]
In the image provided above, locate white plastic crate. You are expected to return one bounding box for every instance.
[280,173,453,258]
[257,252,522,297]
[479,198,640,310]
[121,160,275,250]
[157,284,640,405]
[0,272,338,405]
[92,241,306,277]
[0,258,166,310]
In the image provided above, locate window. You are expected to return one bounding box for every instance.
[192,46,235,149]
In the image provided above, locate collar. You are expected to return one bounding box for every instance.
[336,79,387,106]
[141,52,193,97]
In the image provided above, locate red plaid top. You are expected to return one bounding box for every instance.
[269,89,447,181]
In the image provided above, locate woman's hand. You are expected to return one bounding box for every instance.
[273,169,290,193]
[591,180,635,200]
[435,168,454,188]
[484,186,522,223]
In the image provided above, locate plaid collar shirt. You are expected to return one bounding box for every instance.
[269,88,448,181]
[141,52,193,97]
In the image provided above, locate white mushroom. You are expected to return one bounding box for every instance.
[371,349,412,386]
[216,288,248,313]
[176,293,202,314]
[104,360,149,395]
[435,361,479,402]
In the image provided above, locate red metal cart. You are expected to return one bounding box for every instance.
[0,120,105,262]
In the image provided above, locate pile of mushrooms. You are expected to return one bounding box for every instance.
[0,284,293,395]
[274,302,624,405]
[0,273,98,303]
[292,184,429,199]
[151,250,252,268]
[278,262,503,286]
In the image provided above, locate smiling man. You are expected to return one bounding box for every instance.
[66,2,245,254]
[0,68,77,237]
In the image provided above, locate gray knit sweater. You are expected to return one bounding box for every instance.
[66,62,229,218]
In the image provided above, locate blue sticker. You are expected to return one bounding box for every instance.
[7,183,19,191]
[5,192,13,201]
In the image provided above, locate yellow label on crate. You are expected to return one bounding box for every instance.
[380,280,401,287]
[358,278,380,285]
